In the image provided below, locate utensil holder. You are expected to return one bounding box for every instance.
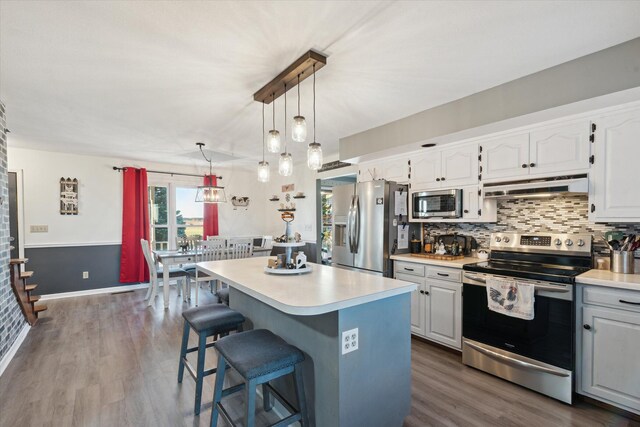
[610,250,635,274]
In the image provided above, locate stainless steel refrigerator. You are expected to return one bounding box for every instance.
[332,180,417,277]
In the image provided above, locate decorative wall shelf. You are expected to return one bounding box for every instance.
[293,195,306,199]
[269,198,280,202]
[277,208,296,212]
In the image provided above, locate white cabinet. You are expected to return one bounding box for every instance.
[395,261,462,350]
[480,121,590,182]
[424,278,462,349]
[396,272,426,336]
[529,122,590,176]
[411,145,478,190]
[577,285,640,415]
[462,185,480,220]
[358,157,409,183]
[590,109,640,222]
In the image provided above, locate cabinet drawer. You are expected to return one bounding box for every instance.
[583,286,640,313]
[395,261,425,277]
[426,266,461,283]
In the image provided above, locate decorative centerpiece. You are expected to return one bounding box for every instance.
[265,211,312,275]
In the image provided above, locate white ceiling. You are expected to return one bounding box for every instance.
[2,1,640,167]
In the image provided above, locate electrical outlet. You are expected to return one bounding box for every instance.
[341,328,359,355]
[30,225,48,233]
[82,271,89,279]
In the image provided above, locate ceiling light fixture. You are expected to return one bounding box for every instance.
[279,83,293,176]
[292,73,307,142]
[258,102,270,182]
[267,93,280,153]
[307,64,323,170]
[195,142,227,203]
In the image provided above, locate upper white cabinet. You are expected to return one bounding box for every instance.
[480,121,590,182]
[590,109,640,222]
[480,133,530,181]
[411,144,478,190]
[529,122,590,176]
[358,157,409,183]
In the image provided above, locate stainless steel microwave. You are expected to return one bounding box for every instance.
[411,189,462,219]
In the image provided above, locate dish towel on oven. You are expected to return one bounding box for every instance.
[486,277,535,320]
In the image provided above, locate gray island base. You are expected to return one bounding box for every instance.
[197,258,415,427]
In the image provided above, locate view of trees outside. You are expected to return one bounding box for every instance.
[148,186,204,249]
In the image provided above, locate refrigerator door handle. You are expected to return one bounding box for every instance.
[353,195,360,253]
[347,195,355,253]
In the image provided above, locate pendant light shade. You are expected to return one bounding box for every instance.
[267,130,280,153]
[292,116,307,142]
[257,160,270,182]
[307,142,323,170]
[195,184,227,203]
[279,153,293,176]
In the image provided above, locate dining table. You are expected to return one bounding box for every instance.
[152,247,272,309]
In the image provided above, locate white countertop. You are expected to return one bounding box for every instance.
[196,257,417,316]
[577,269,640,291]
[391,253,481,269]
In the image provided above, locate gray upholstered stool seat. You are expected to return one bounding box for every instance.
[216,287,229,305]
[215,329,304,380]
[178,304,245,416]
[211,329,308,427]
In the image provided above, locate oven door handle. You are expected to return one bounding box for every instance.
[465,341,570,377]
[463,274,570,293]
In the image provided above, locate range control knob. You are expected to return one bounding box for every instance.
[554,238,562,246]
[565,239,574,247]
[577,239,585,247]
[503,237,510,243]
[495,237,502,242]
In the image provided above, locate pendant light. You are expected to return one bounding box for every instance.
[195,143,227,203]
[307,64,323,170]
[267,92,281,153]
[257,102,270,182]
[291,73,307,142]
[279,83,293,176]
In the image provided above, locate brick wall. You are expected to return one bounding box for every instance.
[0,101,26,362]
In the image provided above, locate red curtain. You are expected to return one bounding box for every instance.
[120,167,150,283]
[203,174,219,239]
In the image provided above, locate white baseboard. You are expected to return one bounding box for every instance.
[40,283,150,300]
[0,323,31,378]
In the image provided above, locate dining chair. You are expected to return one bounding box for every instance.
[229,238,254,259]
[189,241,226,306]
[206,236,228,248]
[140,239,189,306]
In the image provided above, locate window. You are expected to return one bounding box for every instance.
[148,184,203,250]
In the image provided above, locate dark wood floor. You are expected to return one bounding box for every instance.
[0,287,637,427]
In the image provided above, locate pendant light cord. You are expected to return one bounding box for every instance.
[272,92,275,130]
[313,64,316,142]
[297,74,301,115]
[262,102,265,161]
[284,82,287,153]
[198,143,213,185]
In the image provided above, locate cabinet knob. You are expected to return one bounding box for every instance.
[425,291,429,295]
[436,178,440,182]
[583,324,591,330]
[529,163,535,168]
[464,209,469,214]
[419,290,425,294]
[521,164,528,168]
[441,177,446,181]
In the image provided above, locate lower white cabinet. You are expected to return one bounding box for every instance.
[395,261,462,350]
[577,285,640,415]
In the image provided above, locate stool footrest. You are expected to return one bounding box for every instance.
[185,340,216,354]
[263,382,299,420]
[181,357,217,381]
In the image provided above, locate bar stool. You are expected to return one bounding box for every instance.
[216,287,229,305]
[178,304,245,415]
[210,329,308,427]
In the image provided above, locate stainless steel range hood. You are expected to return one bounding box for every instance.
[483,174,588,199]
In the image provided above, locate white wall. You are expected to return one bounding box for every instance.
[8,147,267,247]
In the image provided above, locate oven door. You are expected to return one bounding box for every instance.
[411,189,462,219]
[462,274,574,371]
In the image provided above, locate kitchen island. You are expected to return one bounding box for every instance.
[197,257,416,427]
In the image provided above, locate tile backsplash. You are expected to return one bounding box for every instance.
[422,195,640,256]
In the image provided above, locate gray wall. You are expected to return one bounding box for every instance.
[0,101,26,361]
[340,37,640,161]
[24,244,123,295]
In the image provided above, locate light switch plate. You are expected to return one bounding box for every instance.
[341,328,359,355]
[30,225,48,233]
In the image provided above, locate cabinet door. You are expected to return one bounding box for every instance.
[424,279,461,349]
[395,272,425,337]
[592,109,640,221]
[410,152,441,190]
[581,306,640,412]
[440,144,479,187]
[382,157,409,183]
[461,185,480,220]
[480,133,530,181]
[529,121,590,176]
